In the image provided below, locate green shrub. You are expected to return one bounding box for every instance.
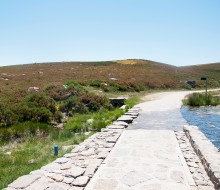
[80,93,111,111]
[89,80,103,87]
[0,122,51,143]
[45,83,87,101]
[60,96,88,114]
[183,93,220,106]
[24,93,55,113]
[16,105,52,123]
[0,105,18,127]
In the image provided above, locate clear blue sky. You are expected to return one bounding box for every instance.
[0,0,220,66]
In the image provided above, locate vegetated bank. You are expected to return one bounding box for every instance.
[0,79,140,189]
[183,92,220,106]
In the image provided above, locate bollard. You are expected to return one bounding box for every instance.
[54,145,58,156]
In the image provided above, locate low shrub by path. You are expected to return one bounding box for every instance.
[183,93,220,106]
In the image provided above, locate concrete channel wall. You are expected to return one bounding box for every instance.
[184,125,220,189]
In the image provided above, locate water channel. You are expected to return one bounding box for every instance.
[181,105,220,150]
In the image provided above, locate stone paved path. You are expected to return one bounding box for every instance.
[86,91,202,190]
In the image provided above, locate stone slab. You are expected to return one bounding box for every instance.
[8,174,41,189]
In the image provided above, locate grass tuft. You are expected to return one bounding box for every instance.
[183,93,220,106]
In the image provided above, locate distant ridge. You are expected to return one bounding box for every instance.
[0,59,219,99]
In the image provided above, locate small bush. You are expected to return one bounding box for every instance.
[183,93,220,106]
[24,93,55,113]
[60,96,88,114]
[16,104,52,123]
[45,83,87,101]
[0,122,51,143]
[89,80,103,87]
[80,93,111,111]
[0,106,18,127]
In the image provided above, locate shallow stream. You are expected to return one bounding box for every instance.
[181,106,220,150]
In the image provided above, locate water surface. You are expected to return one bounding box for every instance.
[181,106,220,150]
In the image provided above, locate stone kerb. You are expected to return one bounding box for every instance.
[184,125,220,189]
[4,107,141,190]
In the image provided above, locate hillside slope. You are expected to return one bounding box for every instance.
[0,59,219,99]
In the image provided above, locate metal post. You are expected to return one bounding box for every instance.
[206,77,208,103]
[201,77,208,104]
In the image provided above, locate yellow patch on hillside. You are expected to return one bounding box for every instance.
[114,60,139,65]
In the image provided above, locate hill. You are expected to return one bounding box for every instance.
[0,59,219,100]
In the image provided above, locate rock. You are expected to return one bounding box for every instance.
[63,177,74,184]
[105,143,115,148]
[120,105,127,110]
[65,166,85,178]
[47,183,70,190]
[87,119,94,124]
[60,163,72,170]
[4,151,12,155]
[72,176,90,187]
[8,174,41,189]
[84,161,101,177]
[28,159,37,164]
[113,121,128,127]
[84,132,91,136]
[106,136,119,143]
[28,87,39,92]
[187,162,199,168]
[97,151,109,159]
[62,145,75,151]
[24,177,51,190]
[71,146,87,153]
[30,170,45,176]
[55,157,70,164]
[55,123,64,129]
[64,152,78,158]
[41,163,61,171]
[110,77,118,81]
[107,125,125,129]
[80,148,96,156]
[50,174,64,182]
[117,115,133,124]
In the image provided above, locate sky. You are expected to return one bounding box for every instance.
[0,1,220,67]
